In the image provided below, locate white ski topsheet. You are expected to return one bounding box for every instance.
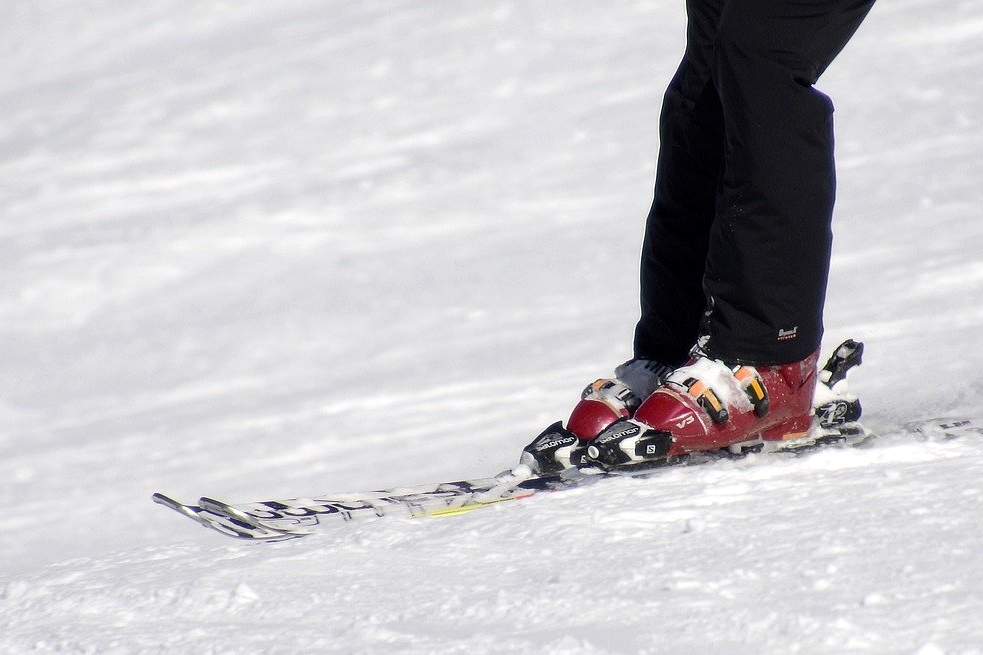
[3,2,983,653]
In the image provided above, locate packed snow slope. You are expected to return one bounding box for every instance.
[2,1,983,652]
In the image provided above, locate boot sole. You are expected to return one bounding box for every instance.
[726,414,815,455]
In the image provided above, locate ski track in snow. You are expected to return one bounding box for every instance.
[2,1,983,653]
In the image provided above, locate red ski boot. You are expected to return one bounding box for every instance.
[565,359,674,441]
[520,340,863,473]
[582,349,822,468]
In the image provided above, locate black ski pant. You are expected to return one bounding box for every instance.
[633,0,875,366]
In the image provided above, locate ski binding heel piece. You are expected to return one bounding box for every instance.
[814,339,864,428]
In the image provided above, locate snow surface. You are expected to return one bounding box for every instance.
[2,1,983,652]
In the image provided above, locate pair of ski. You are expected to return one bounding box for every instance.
[151,420,867,542]
[153,338,980,542]
[152,471,543,542]
[153,417,979,542]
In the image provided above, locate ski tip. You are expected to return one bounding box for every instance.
[153,492,304,542]
[152,492,182,509]
[197,495,232,511]
[198,496,250,522]
[152,492,205,522]
[198,496,312,537]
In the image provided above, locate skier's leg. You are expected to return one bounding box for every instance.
[702,0,875,364]
[633,0,726,367]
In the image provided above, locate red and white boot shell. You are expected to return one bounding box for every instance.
[565,359,672,440]
[553,341,864,469]
[566,378,641,440]
[634,350,822,458]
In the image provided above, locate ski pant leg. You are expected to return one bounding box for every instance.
[633,0,726,367]
[702,0,875,364]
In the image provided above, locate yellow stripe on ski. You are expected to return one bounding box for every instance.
[426,492,534,518]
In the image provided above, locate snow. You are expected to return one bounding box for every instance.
[2,0,983,652]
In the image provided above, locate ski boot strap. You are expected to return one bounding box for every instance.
[733,366,769,417]
[678,377,729,424]
[581,378,642,416]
